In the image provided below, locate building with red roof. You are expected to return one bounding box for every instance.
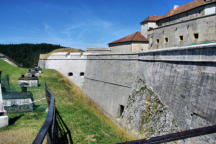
[108,32,149,53]
[109,0,216,52]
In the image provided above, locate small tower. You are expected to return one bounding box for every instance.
[140,16,161,38]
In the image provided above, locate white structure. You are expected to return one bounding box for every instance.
[41,52,88,88]
[18,78,38,87]
[0,72,8,128]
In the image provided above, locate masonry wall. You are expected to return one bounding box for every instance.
[149,14,216,49]
[82,43,216,134]
[82,54,138,117]
[109,43,132,53]
[132,43,148,52]
[39,43,216,138]
[138,44,216,131]
[39,52,87,88]
[158,3,216,27]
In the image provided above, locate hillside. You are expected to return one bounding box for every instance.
[0,43,82,68]
[0,59,133,144]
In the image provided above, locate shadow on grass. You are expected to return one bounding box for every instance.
[9,114,24,125]
[33,104,46,112]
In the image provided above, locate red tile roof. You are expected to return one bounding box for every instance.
[163,0,215,19]
[141,0,215,23]
[109,32,148,45]
[141,16,163,24]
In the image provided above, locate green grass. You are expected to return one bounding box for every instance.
[0,59,133,144]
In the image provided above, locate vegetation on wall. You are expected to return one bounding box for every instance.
[0,43,82,68]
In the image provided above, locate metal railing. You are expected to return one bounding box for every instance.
[118,124,216,144]
[33,83,73,144]
[33,83,216,144]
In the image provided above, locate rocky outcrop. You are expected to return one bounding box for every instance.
[121,77,216,143]
[121,78,178,138]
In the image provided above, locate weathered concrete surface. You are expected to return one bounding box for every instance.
[39,43,216,142]
[149,14,216,49]
[83,43,216,143]
[83,54,138,117]
[138,43,216,130]
[39,52,87,88]
[121,78,178,138]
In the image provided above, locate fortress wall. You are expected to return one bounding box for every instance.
[83,43,216,130]
[38,43,216,133]
[40,52,87,88]
[82,54,138,117]
[138,43,216,131]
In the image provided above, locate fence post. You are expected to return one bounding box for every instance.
[45,83,51,107]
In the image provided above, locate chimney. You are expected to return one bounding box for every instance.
[174,5,179,10]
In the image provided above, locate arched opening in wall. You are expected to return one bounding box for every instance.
[120,105,125,116]
[80,72,84,76]
[68,72,73,76]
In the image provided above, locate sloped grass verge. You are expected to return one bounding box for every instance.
[0,59,133,144]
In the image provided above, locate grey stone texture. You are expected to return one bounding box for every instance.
[39,43,216,142]
[83,43,216,143]
[39,52,87,88]
[149,14,216,49]
[83,54,138,117]
[121,78,178,138]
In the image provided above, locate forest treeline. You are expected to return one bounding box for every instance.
[0,43,80,68]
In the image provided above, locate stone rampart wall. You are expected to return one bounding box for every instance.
[39,43,216,136]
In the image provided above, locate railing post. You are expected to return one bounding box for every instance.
[45,83,51,107]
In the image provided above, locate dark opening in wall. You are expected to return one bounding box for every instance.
[194,33,199,39]
[187,25,190,29]
[68,72,73,76]
[120,105,124,116]
[165,37,168,43]
[80,72,84,76]
[179,35,183,41]
[156,39,159,44]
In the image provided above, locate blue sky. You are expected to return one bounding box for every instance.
[0,0,191,50]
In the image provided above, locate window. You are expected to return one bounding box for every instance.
[194,33,199,39]
[120,105,125,116]
[68,72,73,76]
[179,35,183,41]
[80,72,84,76]
[165,37,168,43]
[156,39,159,44]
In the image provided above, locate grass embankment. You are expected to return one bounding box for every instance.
[40,48,82,59]
[0,59,133,144]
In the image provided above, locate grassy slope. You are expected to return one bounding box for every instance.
[0,59,133,144]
